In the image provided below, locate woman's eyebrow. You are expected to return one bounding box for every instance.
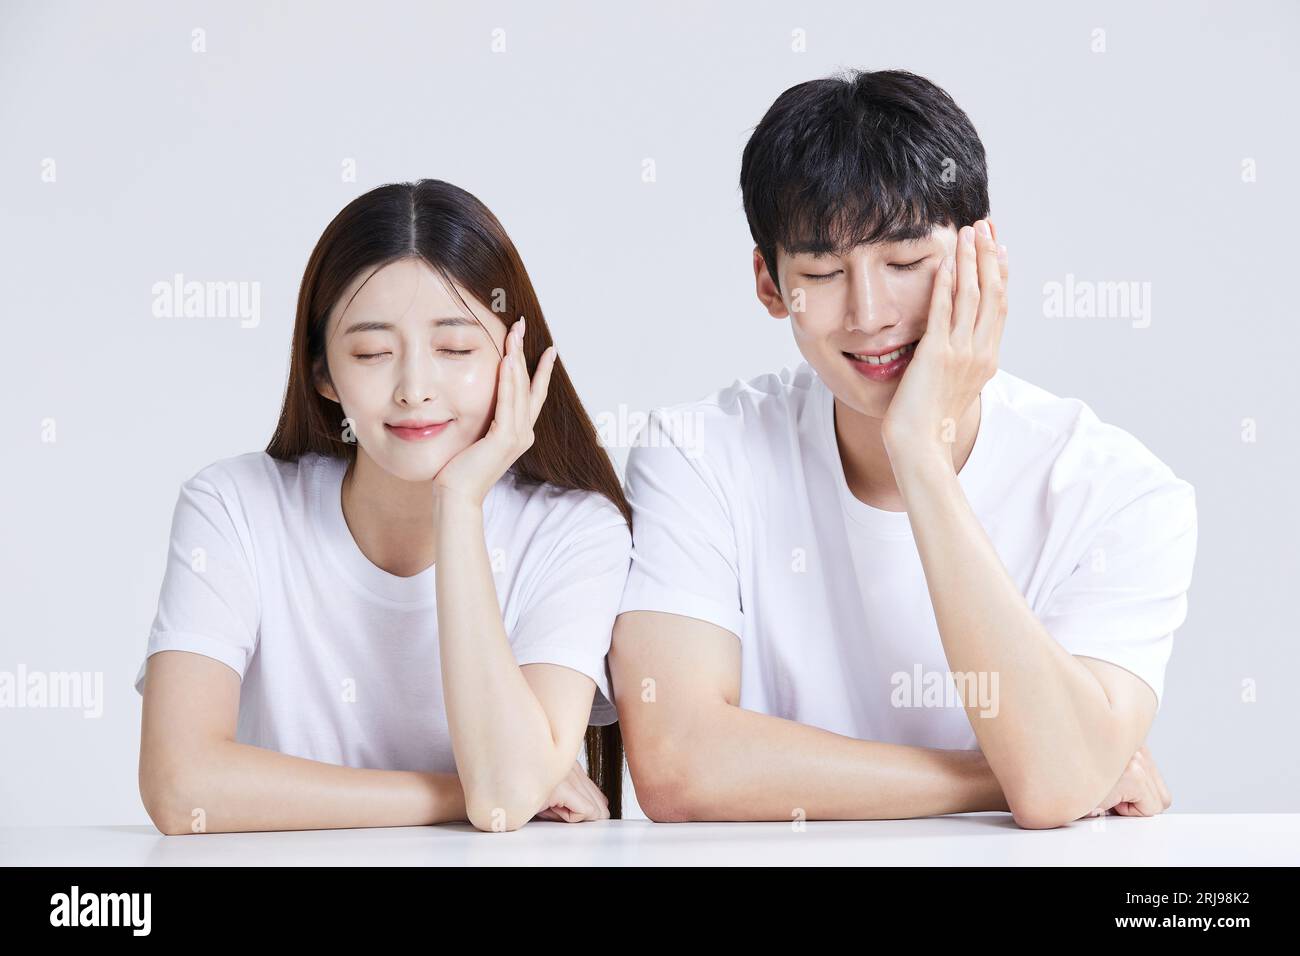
[342,316,478,335]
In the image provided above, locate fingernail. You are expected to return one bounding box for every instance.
[998,243,1008,262]
[975,219,991,239]
[944,255,955,273]
[961,226,975,246]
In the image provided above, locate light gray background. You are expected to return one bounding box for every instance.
[2,0,1296,826]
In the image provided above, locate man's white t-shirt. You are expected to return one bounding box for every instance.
[617,362,1197,750]
[134,451,630,772]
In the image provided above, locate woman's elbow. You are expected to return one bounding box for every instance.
[464,784,547,833]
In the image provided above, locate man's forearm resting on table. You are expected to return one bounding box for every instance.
[140,740,467,835]
[625,695,1009,822]
[893,444,1156,828]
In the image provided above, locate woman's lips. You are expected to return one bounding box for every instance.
[385,421,452,441]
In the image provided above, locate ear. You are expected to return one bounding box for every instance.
[753,247,790,320]
[313,357,340,405]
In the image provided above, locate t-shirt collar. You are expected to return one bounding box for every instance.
[311,452,502,607]
[812,366,1002,536]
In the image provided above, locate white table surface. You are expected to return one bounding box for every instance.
[3,813,1297,866]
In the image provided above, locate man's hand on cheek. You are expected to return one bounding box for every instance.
[881,218,1008,469]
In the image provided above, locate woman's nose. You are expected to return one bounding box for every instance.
[395,354,440,406]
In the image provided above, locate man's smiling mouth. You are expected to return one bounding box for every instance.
[842,341,919,366]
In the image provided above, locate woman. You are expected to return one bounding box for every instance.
[136,180,629,833]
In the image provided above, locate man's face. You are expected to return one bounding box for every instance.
[315,257,508,482]
[755,223,960,420]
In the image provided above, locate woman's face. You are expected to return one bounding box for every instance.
[316,257,508,482]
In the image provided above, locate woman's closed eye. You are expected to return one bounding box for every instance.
[354,348,474,361]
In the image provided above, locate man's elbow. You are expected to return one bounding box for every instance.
[139,766,202,836]
[1007,783,1098,830]
[627,742,704,823]
[638,786,696,823]
[1010,800,1076,830]
[1006,747,1135,829]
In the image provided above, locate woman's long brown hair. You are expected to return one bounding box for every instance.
[266,179,627,816]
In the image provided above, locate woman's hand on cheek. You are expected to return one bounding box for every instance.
[431,316,558,508]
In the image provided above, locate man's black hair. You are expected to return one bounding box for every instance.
[740,69,990,291]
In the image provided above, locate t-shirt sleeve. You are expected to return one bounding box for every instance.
[1038,476,1198,711]
[616,409,744,639]
[509,496,632,727]
[133,474,261,695]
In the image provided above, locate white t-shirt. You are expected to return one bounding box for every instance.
[134,451,631,772]
[618,362,1197,750]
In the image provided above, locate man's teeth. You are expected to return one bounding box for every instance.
[848,342,917,365]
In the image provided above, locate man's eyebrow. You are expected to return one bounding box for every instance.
[342,316,480,335]
[783,240,835,256]
[784,234,932,257]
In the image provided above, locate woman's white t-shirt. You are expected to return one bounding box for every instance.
[134,451,631,772]
[617,362,1198,750]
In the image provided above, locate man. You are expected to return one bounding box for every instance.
[609,69,1195,828]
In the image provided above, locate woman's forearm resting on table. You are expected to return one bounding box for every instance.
[139,739,467,835]
[139,650,469,835]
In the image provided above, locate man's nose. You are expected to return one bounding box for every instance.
[845,266,898,333]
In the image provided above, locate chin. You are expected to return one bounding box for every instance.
[830,372,895,419]
[389,460,454,483]
[368,440,462,483]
